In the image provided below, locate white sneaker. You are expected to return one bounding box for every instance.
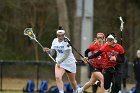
[73,90,78,93]
[77,87,83,93]
[104,89,110,93]
[94,80,99,85]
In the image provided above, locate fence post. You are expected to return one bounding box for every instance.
[0,61,3,91]
[36,63,39,90]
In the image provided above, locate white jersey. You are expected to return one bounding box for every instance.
[51,38,76,73]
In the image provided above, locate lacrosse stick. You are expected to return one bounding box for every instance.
[24,28,56,63]
[64,38,84,58]
[64,38,91,65]
[119,16,124,45]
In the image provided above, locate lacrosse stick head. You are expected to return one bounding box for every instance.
[24,28,36,40]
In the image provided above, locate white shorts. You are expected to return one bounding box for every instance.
[60,62,76,73]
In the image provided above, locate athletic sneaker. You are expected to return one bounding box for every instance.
[77,87,83,93]
[104,89,110,93]
[94,80,100,86]
[73,90,78,93]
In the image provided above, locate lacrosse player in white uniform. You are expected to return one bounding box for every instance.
[43,26,77,93]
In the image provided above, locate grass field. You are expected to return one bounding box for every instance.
[0,84,135,93]
[0,92,21,93]
[0,78,135,93]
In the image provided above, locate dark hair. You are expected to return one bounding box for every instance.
[106,32,117,38]
[105,33,110,38]
[110,32,116,38]
[58,26,64,30]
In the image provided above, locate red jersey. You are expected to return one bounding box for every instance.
[88,42,105,68]
[99,43,124,68]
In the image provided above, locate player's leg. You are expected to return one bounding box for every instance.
[111,66,122,93]
[93,71,104,92]
[103,70,113,93]
[55,65,65,93]
[92,84,98,93]
[84,72,97,90]
[77,72,97,93]
[136,82,140,93]
[122,78,126,89]
[66,70,77,92]
[111,73,121,93]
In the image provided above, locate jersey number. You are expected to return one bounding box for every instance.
[57,49,63,53]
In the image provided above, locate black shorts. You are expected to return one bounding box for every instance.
[65,69,72,73]
[91,67,102,72]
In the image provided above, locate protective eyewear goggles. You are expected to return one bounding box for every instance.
[97,37,104,39]
[106,38,114,42]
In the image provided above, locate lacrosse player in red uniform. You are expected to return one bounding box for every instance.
[77,33,105,93]
[83,33,125,93]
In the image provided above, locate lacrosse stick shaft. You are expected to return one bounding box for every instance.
[121,31,123,45]
[35,39,56,62]
[72,46,84,58]
[47,54,56,62]
[65,39,92,66]
[65,39,84,58]
[34,39,44,49]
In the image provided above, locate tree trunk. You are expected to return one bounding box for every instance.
[73,16,82,59]
[56,0,70,38]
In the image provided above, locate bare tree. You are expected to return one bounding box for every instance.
[56,0,70,38]
[0,0,57,60]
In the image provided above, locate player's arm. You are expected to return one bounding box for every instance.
[116,53,125,63]
[43,48,55,55]
[85,49,91,57]
[43,39,56,56]
[43,48,56,56]
[48,49,56,56]
[88,51,102,59]
[116,45,125,63]
[83,51,102,63]
[57,49,70,64]
[87,44,107,60]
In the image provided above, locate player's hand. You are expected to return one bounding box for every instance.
[82,57,88,64]
[56,64,60,68]
[110,56,116,61]
[43,47,50,52]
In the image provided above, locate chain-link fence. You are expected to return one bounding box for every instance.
[0,62,2,91]
[0,60,81,91]
[0,60,135,92]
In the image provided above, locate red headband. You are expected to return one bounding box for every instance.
[97,33,104,37]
